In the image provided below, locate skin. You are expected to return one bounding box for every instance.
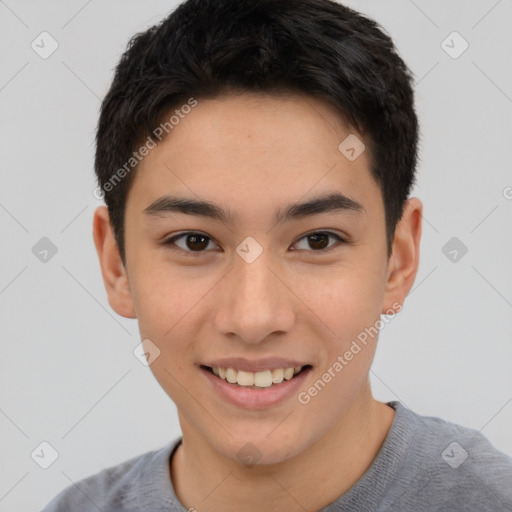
[93,92,422,512]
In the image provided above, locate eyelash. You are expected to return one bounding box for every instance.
[162,230,346,257]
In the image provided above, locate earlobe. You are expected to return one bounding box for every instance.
[381,197,423,315]
[92,206,136,319]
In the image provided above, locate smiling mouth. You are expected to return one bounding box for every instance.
[201,365,312,389]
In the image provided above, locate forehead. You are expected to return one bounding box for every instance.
[128,93,381,224]
[158,92,352,164]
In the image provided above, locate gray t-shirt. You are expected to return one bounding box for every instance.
[40,401,512,511]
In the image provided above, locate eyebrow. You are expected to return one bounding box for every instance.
[143,192,364,226]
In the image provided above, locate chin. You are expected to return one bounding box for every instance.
[214,427,315,467]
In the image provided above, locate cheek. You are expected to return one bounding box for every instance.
[130,262,206,339]
[295,274,383,411]
[294,263,385,344]
[132,271,203,404]
[129,268,220,395]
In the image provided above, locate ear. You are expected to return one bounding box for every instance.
[382,197,423,315]
[92,205,136,319]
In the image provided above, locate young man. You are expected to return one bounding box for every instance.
[42,0,512,511]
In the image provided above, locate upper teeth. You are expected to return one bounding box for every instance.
[211,366,303,387]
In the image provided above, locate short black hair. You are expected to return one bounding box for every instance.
[95,0,419,265]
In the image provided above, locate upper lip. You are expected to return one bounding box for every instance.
[201,357,310,372]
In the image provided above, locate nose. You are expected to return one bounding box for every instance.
[213,251,296,345]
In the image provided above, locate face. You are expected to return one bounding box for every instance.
[96,92,417,465]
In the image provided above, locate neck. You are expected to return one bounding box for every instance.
[171,386,395,512]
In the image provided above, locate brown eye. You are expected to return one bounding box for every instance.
[307,233,330,250]
[164,232,218,254]
[163,230,345,257]
[292,231,345,252]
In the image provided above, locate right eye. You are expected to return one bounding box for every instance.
[163,232,220,256]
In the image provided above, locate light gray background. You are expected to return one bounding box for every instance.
[1,1,511,510]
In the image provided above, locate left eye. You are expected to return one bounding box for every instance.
[163,231,345,255]
[292,231,345,252]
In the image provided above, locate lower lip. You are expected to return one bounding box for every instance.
[201,367,312,410]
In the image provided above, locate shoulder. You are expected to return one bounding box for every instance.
[391,403,512,511]
[40,442,175,512]
[412,406,512,471]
